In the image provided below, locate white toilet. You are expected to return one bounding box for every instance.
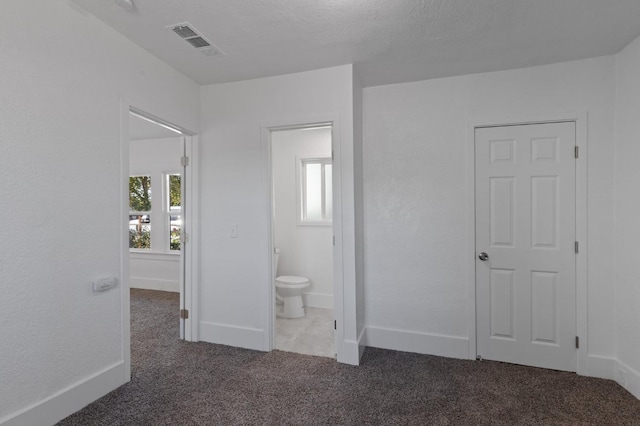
[274,248,310,319]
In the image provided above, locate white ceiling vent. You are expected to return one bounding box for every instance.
[167,22,225,58]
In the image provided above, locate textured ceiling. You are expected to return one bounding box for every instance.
[75,0,640,87]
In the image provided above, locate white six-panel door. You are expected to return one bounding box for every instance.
[475,122,576,371]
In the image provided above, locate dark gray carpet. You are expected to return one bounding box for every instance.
[58,289,640,425]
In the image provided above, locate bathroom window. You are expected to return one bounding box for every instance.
[299,158,332,225]
[129,175,152,249]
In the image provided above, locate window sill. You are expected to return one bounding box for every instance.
[129,251,180,261]
[296,221,333,227]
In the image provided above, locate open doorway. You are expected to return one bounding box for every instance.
[128,110,186,339]
[121,104,199,380]
[269,124,335,358]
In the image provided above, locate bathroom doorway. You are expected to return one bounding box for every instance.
[269,124,335,358]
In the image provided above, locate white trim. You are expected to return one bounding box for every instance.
[120,99,132,382]
[302,292,333,309]
[466,111,588,372]
[585,354,616,380]
[338,327,366,365]
[617,359,640,399]
[199,322,265,351]
[184,135,200,342]
[129,252,180,261]
[262,115,346,363]
[358,327,366,360]
[130,277,180,293]
[0,362,124,426]
[366,327,469,359]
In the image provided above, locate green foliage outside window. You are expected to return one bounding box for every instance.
[129,227,150,249]
[130,176,152,249]
[169,174,182,251]
[130,176,152,212]
[169,175,181,208]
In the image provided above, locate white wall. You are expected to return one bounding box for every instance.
[129,137,183,293]
[363,57,616,366]
[0,1,199,424]
[130,253,180,292]
[272,128,333,309]
[614,34,640,398]
[199,65,362,363]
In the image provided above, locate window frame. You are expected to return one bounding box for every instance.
[166,173,182,252]
[128,171,182,254]
[129,174,153,252]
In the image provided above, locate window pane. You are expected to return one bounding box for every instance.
[324,164,332,220]
[129,217,151,249]
[169,214,181,251]
[305,163,322,221]
[129,176,152,212]
[168,174,181,208]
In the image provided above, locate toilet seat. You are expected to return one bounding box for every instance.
[276,275,310,287]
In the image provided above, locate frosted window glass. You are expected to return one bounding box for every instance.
[305,163,323,221]
[324,164,332,220]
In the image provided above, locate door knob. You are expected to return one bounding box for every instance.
[478,252,489,261]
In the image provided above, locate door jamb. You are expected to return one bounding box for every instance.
[466,111,588,375]
[120,99,200,382]
[261,116,344,360]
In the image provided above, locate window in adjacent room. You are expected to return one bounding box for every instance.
[167,174,182,251]
[129,175,152,249]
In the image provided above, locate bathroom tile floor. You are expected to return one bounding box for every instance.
[275,306,335,358]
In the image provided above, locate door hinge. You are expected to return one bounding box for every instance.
[182,232,189,244]
[181,156,189,167]
[575,241,579,254]
[575,146,579,159]
[575,336,580,349]
[180,309,189,319]
[331,150,334,160]
[334,320,337,330]
[333,236,335,246]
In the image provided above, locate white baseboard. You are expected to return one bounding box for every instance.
[1,362,125,426]
[357,327,366,360]
[302,292,333,309]
[616,360,640,399]
[337,328,365,366]
[199,321,265,351]
[130,277,179,293]
[584,354,616,380]
[365,326,469,359]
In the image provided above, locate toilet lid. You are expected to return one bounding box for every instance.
[276,275,309,284]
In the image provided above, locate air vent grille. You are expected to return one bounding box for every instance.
[185,36,211,48]
[172,25,198,39]
[167,22,225,58]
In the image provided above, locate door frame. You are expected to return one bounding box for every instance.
[466,111,588,375]
[120,98,200,380]
[261,115,344,360]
